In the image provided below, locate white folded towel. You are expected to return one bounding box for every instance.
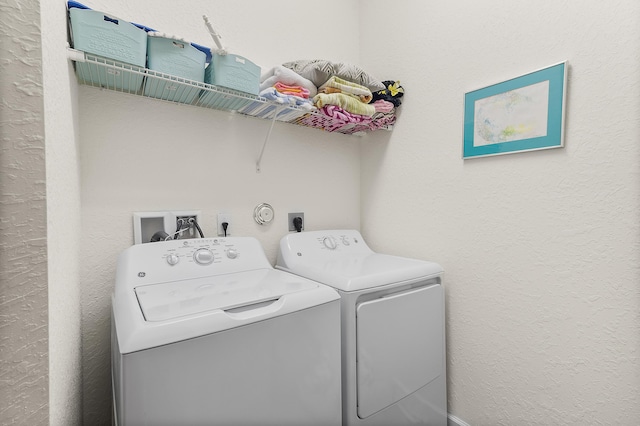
[260,65,318,97]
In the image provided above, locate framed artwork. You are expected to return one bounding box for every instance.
[463,61,567,159]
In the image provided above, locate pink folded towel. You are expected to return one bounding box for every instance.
[372,99,395,113]
[274,82,310,99]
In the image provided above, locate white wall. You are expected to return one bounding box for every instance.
[41,1,83,424]
[0,0,49,423]
[359,1,640,425]
[62,1,640,424]
[76,0,364,422]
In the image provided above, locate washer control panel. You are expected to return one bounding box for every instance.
[161,238,245,267]
[119,237,272,286]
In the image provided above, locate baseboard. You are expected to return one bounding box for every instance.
[448,413,471,426]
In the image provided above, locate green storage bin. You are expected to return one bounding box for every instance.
[143,34,207,103]
[69,7,147,92]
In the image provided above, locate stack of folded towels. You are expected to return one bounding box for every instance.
[315,76,376,124]
[311,77,404,132]
[258,66,317,111]
[259,59,404,132]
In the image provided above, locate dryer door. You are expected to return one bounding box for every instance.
[356,284,444,419]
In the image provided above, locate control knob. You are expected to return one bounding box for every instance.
[322,236,337,250]
[166,254,179,266]
[226,248,238,259]
[193,248,215,265]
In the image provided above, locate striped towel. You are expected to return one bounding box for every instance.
[313,93,376,117]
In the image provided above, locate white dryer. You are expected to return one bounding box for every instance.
[277,230,447,426]
[112,236,342,426]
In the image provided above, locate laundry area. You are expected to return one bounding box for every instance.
[3,0,639,425]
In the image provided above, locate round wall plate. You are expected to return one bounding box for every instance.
[254,203,274,225]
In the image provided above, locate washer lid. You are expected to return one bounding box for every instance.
[135,268,317,322]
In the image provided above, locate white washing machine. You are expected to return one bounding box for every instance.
[111,236,342,426]
[277,230,447,426]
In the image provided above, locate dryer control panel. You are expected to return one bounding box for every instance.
[302,230,373,254]
[277,230,374,267]
[319,232,364,251]
[276,229,443,292]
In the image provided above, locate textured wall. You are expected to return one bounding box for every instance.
[76,1,363,422]
[0,0,49,424]
[41,0,83,424]
[359,1,640,425]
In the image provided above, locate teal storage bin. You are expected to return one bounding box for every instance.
[69,7,147,92]
[204,53,261,95]
[144,34,207,103]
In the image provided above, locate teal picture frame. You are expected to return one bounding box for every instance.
[463,61,567,159]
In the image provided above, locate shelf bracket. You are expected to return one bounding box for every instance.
[66,47,86,63]
[256,105,284,173]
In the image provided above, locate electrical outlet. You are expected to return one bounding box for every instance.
[217,213,232,237]
[288,212,304,232]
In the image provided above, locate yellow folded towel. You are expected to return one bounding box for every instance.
[318,76,373,103]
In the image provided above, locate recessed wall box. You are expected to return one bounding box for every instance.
[170,210,202,239]
[133,212,172,244]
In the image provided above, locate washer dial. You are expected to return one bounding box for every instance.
[193,248,215,265]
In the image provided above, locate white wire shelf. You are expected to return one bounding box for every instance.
[67,49,393,136]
